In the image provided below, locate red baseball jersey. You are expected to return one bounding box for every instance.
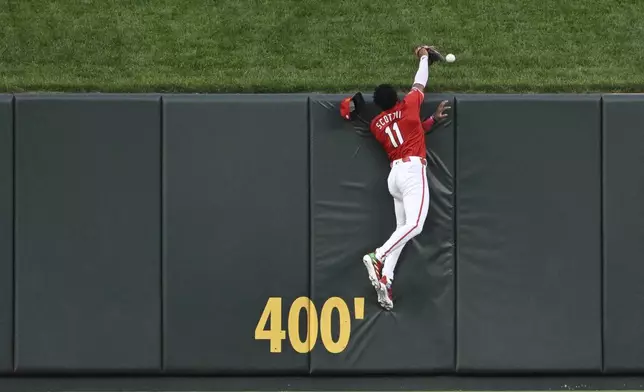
[369,89,426,162]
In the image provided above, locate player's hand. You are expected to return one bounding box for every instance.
[414,45,429,58]
[434,100,451,120]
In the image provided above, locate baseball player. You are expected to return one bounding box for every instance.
[349,45,451,310]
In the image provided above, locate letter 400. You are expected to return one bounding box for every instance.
[254,296,364,354]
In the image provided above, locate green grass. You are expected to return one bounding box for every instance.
[1,0,644,93]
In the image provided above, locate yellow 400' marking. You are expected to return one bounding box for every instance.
[254,297,365,354]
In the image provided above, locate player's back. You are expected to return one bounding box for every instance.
[369,89,426,162]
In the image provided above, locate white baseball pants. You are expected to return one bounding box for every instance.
[375,156,430,283]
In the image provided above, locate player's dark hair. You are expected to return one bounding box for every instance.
[373,84,398,111]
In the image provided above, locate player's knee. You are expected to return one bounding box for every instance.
[410,224,423,238]
[404,222,423,238]
[414,215,428,236]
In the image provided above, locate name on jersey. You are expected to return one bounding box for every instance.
[375,111,402,130]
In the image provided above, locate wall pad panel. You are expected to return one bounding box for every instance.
[603,94,644,373]
[0,95,13,372]
[309,94,455,374]
[14,94,161,372]
[456,94,602,373]
[163,95,309,373]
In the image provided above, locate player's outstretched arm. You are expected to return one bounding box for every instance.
[411,46,430,93]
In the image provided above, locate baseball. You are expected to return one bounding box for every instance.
[446,53,456,63]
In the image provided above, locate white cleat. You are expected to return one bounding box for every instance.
[362,253,382,290]
[376,277,394,311]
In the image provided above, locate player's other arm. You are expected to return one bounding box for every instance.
[422,100,451,132]
[422,116,436,132]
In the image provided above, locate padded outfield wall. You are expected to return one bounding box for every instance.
[0,93,643,389]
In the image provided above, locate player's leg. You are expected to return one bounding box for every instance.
[382,198,406,285]
[373,197,406,309]
[362,170,399,289]
[374,163,430,310]
[383,248,403,283]
[375,163,430,263]
[376,246,403,310]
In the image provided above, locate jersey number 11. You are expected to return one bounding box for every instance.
[385,122,404,147]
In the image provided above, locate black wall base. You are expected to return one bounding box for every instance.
[2,375,644,392]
